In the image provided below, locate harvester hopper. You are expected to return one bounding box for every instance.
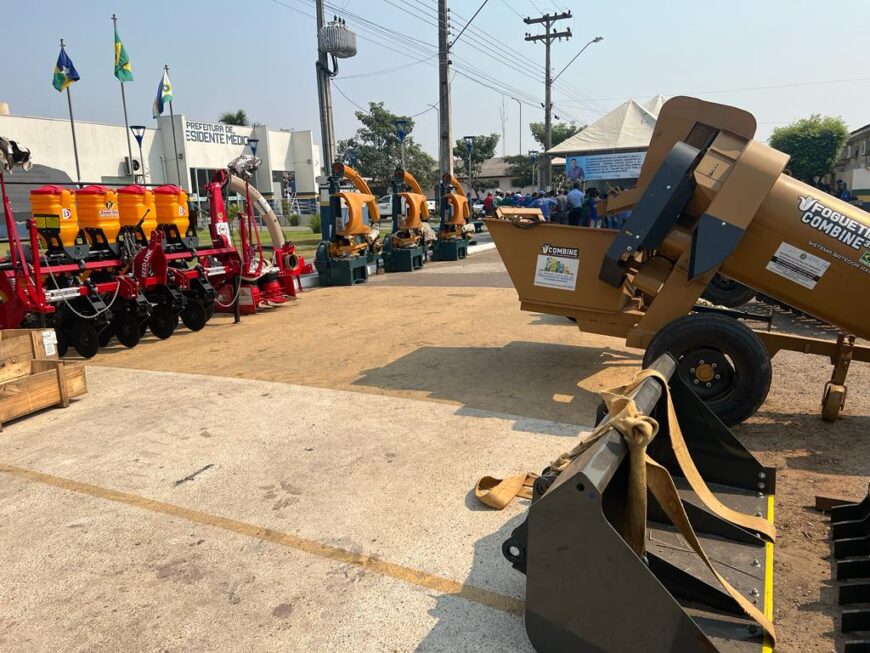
[488,96,870,424]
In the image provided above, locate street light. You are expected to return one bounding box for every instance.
[129,125,146,184]
[552,36,604,83]
[529,150,539,190]
[510,97,522,155]
[394,118,409,169]
[463,136,475,195]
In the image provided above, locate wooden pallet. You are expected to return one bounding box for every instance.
[0,329,87,430]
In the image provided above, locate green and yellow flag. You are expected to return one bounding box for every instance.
[113,27,133,82]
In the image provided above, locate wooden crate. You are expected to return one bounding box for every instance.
[0,329,85,430]
[0,328,60,364]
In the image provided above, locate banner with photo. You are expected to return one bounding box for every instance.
[565,151,646,182]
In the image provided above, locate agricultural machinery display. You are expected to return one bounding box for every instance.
[488,96,870,425]
[0,137,306,358]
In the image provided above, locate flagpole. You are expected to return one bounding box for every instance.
[112,14,136,182]
[166,65,182,186]
[60,39,81,185]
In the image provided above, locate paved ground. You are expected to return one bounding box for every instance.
[0,243,867,652]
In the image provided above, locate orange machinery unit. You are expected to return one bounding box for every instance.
[29,184,88,260]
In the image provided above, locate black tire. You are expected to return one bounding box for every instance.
[643,313,772,426]
[56,326,69,357]
[701,274,757,308]
[98,326,114,347]
[114,314,142,348]
[149,307,178,340]
[70,319,99,359]
[180,300,208,332]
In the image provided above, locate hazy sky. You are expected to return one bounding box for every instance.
[5,0,870,158]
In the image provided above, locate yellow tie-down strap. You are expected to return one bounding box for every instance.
[475,369,777,646]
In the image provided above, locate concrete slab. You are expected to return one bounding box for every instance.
[0,366,584,651]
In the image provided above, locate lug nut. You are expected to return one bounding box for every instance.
[705,382,712,387]
[750,588,759,597]
[711,362,717,368]
[693,379,699,384]
[690,367,696,373]
[714,374,721,379]
[699,359,705,365]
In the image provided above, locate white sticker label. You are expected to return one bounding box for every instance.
[765,242,830,289]
[215,222,230,238]
[41,329,58,357]
[534,243,580,291]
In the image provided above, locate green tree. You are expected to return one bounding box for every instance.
[219,109,250,126]
[336,102,437,195]
[530,122,583,150]
[505,154,534,187]
[769,115,849,183]
[452,134,499,186]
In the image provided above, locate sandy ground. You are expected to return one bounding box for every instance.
[1,247,868,652]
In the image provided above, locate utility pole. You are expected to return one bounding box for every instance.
[524,11,571,190]
[315,0,336,175]
[438,0,453,176]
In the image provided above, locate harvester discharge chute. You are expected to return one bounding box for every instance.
[432,172,474,262]
[487,96,870,424]
[381,166,433,273]
[483,354,776,653]
[314,161,381,285]
[207,156,305,314]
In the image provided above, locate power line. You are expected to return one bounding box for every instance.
[450,0,490,47]
[332,82,367,111]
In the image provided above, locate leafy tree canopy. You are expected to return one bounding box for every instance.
[452,134,499,183]
[218,109,250,126]
[336,102,436,195]
[530,122,583,150]
[769,115,849,183]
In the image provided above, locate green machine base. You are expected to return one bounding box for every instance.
[314,242,370,286]
[431,239,468,262]
[383,245,425,273]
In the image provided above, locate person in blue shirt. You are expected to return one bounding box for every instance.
[566,183,584,226]
[531,192,554,221]
[586,188,601,228]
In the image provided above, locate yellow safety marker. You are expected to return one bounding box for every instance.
[0,462,523,617]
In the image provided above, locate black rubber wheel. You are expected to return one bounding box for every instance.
[55,326,69,357]
[114,314,142,348]
[180,300,208,332]
[70,319,99,359]
[643,313,772,426]
[701,274,757,308]
[205,301,216,320]
[149,307,178,340]
[98,326,114,347]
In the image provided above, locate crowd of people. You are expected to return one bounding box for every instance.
[481,183,629,229]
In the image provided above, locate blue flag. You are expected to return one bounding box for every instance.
[52,48,80,92]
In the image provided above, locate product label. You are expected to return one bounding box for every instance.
[797,195,870,251]
[766,242,830,289]
[534,243,580,291]
[41,329,58,357]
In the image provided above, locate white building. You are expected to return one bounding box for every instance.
[0,109,321,222]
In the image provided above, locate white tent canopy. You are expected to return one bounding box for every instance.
[548,95,667,155]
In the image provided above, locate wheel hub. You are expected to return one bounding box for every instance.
[678,348,733,400]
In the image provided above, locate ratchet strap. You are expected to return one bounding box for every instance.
[474,368,776,645]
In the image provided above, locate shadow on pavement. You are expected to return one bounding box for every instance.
[415,506,533,653]
[353,341,641,433]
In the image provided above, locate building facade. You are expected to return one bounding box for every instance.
[0,111,321,222]
[832,123,870,203]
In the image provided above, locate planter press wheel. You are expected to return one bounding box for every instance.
[149,306,179,340]
[701,274,758,308]
[69,318,99,359]
[821,383,846,422]
[643,312,772,426]
[180,299,208,332]
[98,326,114,348]
[114,314,142,349]
[55,325,69,358]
